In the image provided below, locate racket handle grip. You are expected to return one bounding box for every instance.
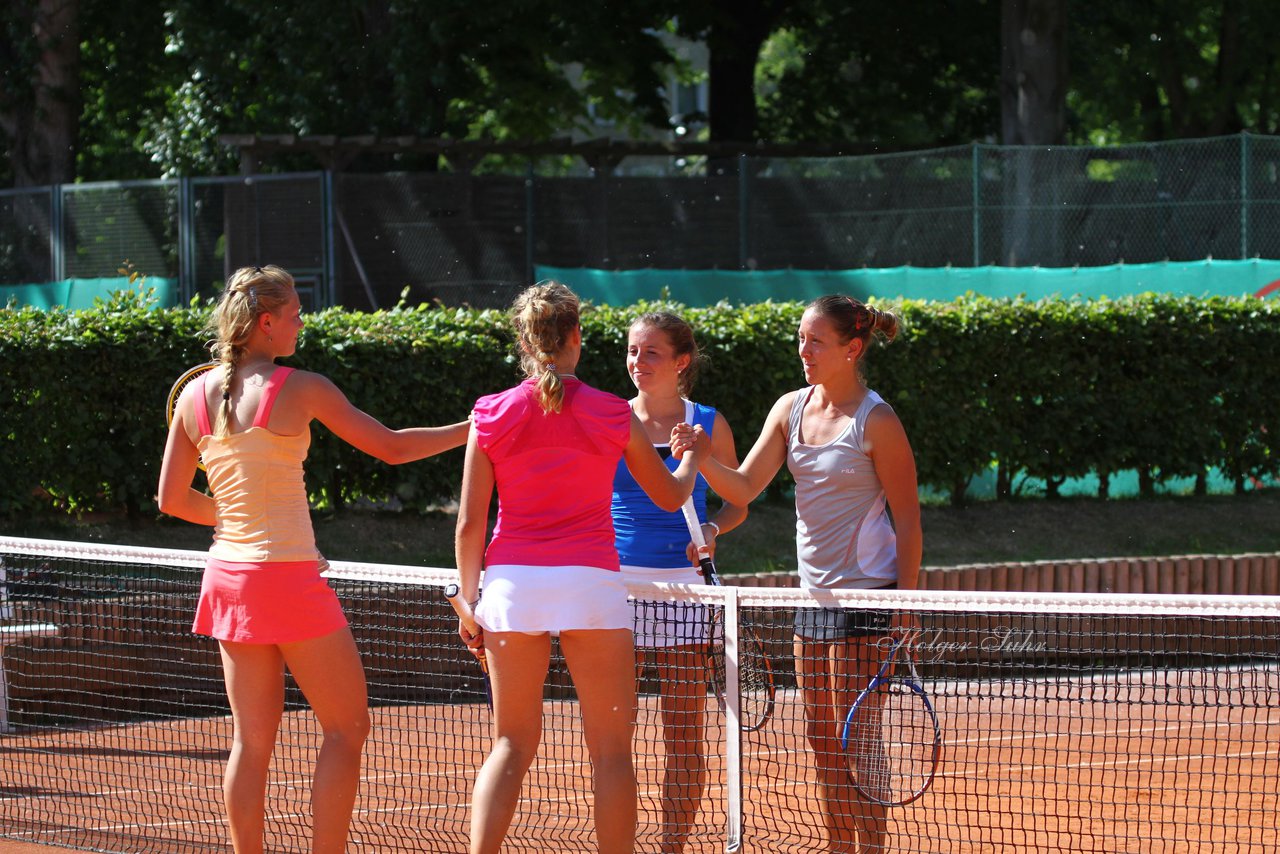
[680,499,708,551]
[444,583,486,669]
[680,499,722,585]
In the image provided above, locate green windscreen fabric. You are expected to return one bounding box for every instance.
[4,277,179,310]
[535,260,1280,306]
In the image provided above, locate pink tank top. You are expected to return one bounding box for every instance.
[194,367,318,563]
[473,377,632,571]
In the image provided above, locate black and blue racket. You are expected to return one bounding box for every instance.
[681,500,776,733]
[444,583,492,711]
[840,635,941,806]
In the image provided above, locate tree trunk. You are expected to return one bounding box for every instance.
[1045,474,1064,499]
[1138,467,1155,499]
[2,0,81,186]
[996,463,1012,500]
[704,0,784,176]
[1208,0,1244,135]
[1000,0,1067,145]
[707,47,761,146]
[999,0,1066,264]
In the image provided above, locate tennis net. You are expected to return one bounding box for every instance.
[0,535,1277,852]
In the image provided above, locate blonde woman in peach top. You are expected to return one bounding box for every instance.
[158,264,468,854]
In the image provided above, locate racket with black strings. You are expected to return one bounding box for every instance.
[165,362,218,471]
[840,634,942,806]
[681,499,776,733]
[444,583,493,710]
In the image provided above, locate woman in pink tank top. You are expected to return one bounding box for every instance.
[678,295,922,854]
[454,282,709,854]
[158,265,470,854]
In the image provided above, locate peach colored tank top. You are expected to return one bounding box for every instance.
[194,367,317,563]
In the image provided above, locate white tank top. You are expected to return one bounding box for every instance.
[785,386,898,590]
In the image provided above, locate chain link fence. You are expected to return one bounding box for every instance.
[3,134,1278,309]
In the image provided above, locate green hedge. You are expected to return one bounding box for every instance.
[2,292,1277,515]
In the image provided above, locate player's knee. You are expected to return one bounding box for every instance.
[230,717,282,760]
[322,708,371,751]
[491,734,541,771]
[591,743,635,776]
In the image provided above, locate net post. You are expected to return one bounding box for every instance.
[723,587,743,852]
[0,623,59,732]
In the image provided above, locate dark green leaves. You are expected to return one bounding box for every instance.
[2,293,1277,514]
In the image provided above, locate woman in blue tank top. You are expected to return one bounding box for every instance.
[610,312,746,853]
[676,295,921,854]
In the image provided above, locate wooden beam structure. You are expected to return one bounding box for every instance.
[218,133,916,175]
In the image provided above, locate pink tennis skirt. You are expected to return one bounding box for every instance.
[192,558,349,644]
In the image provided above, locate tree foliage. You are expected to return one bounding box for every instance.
[51,0,682,180]
[1069,0,1280,142]
[757,0,1000,148]
[7,0,1280,186]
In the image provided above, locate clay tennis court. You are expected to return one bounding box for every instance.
[4,667,1278,853]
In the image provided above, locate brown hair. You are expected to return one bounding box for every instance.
[206,265,295,437]
[510,281,580,414]
[806,295,899,355]
[630,311,703,398]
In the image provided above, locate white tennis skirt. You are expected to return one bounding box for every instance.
[475,564,632,634]
[622,564,711,649]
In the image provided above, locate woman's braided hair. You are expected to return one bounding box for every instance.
[206,265,295,437]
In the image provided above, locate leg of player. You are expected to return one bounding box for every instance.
[833,636,888,851]
[280,627,371,854]
[795,634,887,853]
[652,646,709,853]
[794,635,856,852]
[217,641,286,854]
[561,628,639,854]
[469,630,551,854]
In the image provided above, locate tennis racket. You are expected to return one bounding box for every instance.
[166,362,217,471]
[680,499,776,733]
[840,635,941,806]
[444,582,492,710]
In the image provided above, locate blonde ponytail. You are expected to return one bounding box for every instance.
[510,282,580,414]
[535,366,566,414]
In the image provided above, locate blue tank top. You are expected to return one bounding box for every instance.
[612,400,716,568]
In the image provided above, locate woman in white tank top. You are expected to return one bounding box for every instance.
[678,294,922,853]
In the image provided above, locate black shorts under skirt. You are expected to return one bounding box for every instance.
[793,583,897,641]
